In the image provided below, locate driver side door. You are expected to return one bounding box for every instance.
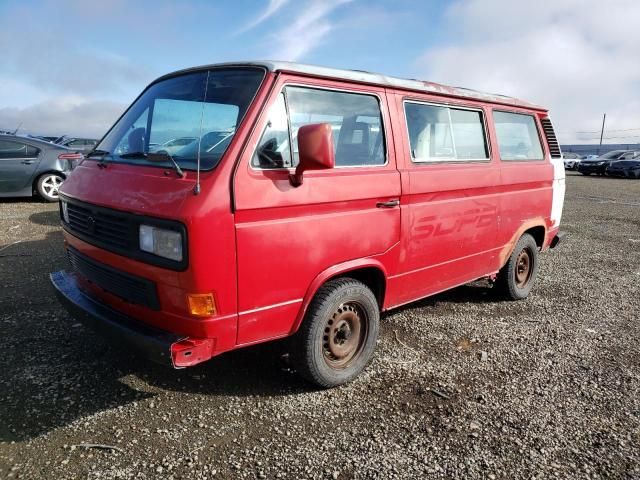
[233,79,401,345]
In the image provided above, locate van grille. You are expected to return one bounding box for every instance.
[540,118,562,158]
[66,202,132,250]
[67,246,160,310]
[60,196,188,271]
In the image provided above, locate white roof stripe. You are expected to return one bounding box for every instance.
[160,61,545,110]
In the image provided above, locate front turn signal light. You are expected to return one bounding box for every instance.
[187,293,217,317]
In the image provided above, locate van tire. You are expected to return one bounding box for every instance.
[291,278,379,388]
[495,233,539,301]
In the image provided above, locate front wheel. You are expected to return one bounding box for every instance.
[291,278,380,388]
[495,233,539,300]
[36,173,64,202]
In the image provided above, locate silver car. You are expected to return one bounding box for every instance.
[0,134,83,201]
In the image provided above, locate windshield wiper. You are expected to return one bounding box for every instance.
[86,149,111,168]
[120,151,185,178]
[119,151,147,158]
[88,149,110,157]
[148,152,185,178]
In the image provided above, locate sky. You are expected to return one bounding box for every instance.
[0,0,638,144]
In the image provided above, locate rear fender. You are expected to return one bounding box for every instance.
[498,218,548,269]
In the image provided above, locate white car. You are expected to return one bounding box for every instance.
[151,137,196,155]
[562,152,582,170]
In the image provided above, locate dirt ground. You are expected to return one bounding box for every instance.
[0,172,639,479]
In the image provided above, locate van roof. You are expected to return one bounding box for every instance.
[157,61,546,111]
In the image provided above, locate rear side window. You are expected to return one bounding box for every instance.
[493,111,543,161]
[286,87,385,167]
[404,102,489,162]
[0,140,39,159]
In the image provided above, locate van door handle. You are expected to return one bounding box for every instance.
[376,199,400,208]
[21,160,35,165]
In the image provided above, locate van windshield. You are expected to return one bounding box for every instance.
[93,68,264,170]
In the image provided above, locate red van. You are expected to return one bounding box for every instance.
[51,62,565,387]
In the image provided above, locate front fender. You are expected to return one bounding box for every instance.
[290,258,388,334]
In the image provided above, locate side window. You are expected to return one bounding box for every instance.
[493,111,543,161]
[404,102,489,162]
[252,93,292,169]
[450,109,489,159]
[26,145,40,157]
[286,87,385,167]
[0,140,38,159]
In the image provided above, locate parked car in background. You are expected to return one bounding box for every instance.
[577,150,636,175]
[56,137,99,152]
[562,152,581,170]
[149,137,197,155]
[582,154,599,160]
[30,135,59,143]
[0,134,83,201]
[605,152,640,178]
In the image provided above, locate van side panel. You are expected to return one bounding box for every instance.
[233,76,402,345]
[486,110,554,265]
[386,93,503,308]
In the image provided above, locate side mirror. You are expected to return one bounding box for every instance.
[289,123,335,187]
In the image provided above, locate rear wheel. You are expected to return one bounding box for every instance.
[495,233,539,300]
[291,278,379,388]
[36,173,64,202]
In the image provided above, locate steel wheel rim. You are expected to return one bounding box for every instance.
[42,175,63,198]
[515,248,533,288]
[322,302,368,369]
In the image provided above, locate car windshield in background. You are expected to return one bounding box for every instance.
[599,150,627,159]
[93,68,264,170]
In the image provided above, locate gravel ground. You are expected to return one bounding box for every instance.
[1,172,639,480]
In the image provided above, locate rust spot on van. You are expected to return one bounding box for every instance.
[498,217,547,268]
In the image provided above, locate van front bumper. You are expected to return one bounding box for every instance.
[50,270,215,368]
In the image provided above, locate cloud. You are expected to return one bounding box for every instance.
[268,0,353,61]
[238,0,290,33]
[0,97,127,138]
[0,19,154,98]
[414,0,640,144]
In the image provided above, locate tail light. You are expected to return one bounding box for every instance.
[58,152,84,171]
[58,153,84,160]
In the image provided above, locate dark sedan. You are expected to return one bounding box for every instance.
[577,150,637,176]
[0,134,83,201]
[606,154,640,179]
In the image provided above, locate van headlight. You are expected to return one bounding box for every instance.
[139,224,183,261]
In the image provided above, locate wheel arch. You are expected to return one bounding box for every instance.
[498,219,548,270]
[290,259,388,335]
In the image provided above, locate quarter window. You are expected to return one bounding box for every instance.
[286,87,385,167]
[493,111,543,161]
[252,93,292,168]
[404,102,489,162]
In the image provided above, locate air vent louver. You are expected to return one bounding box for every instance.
[540,118,562,158]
